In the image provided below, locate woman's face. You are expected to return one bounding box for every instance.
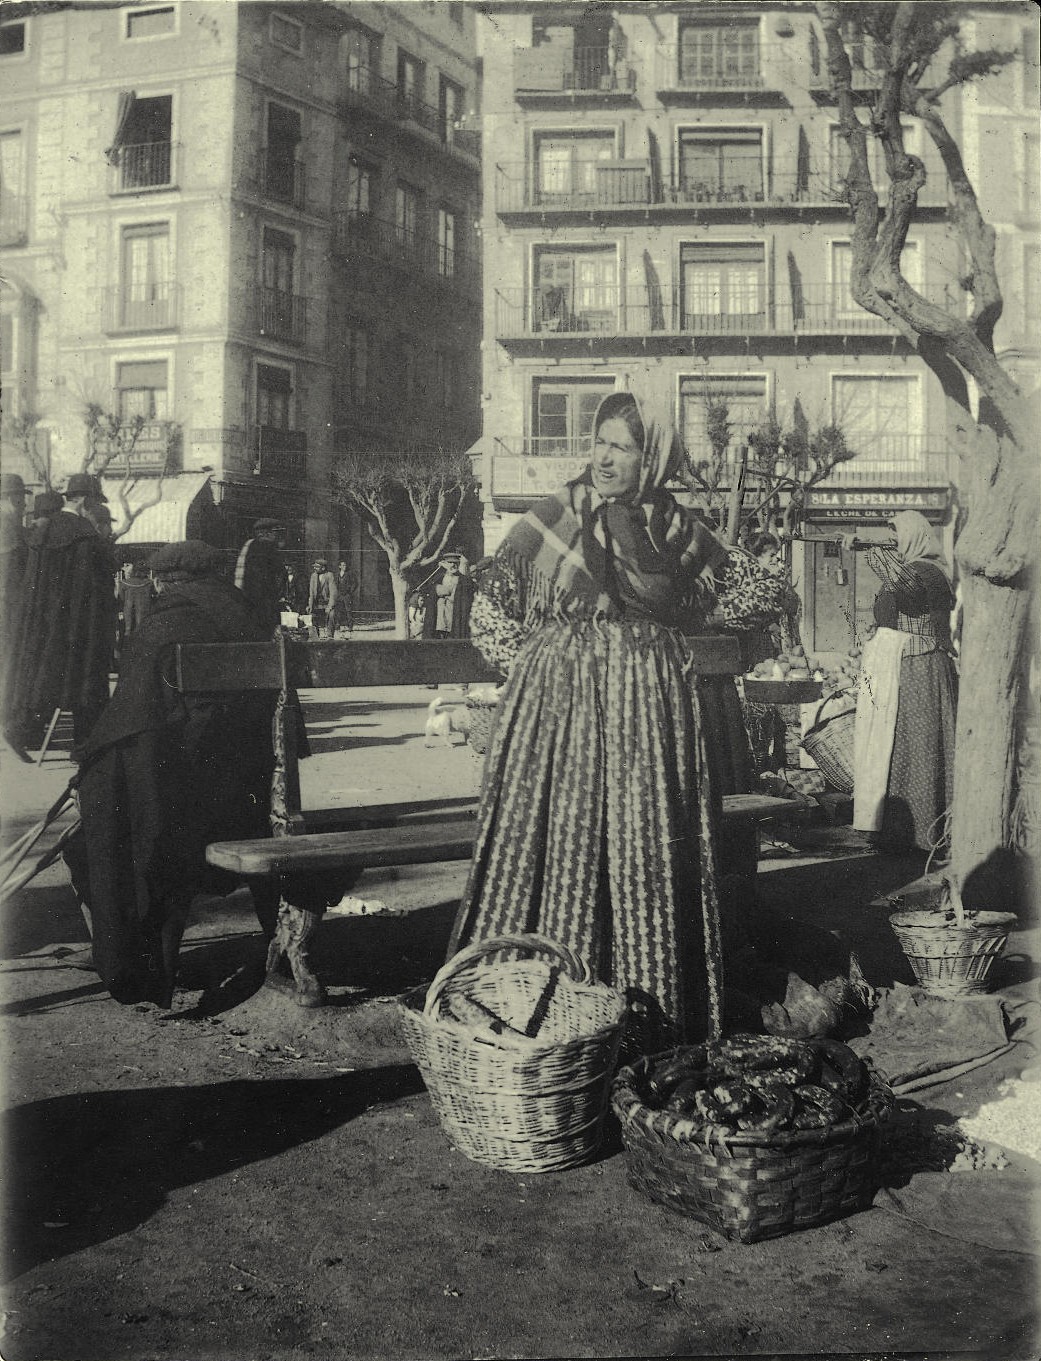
[591,417,643,499]
[757,545,781,573]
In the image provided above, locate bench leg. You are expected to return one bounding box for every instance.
[264,901,327,1009]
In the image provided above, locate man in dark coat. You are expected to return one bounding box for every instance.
[4,472,117,750]
[449,555,476,639]
[234,517,286,634]
[0,474,29,731]
[65,541,278,1007]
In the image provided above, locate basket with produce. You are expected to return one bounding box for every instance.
[611,1033,893,1243]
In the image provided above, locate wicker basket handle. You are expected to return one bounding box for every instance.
[423,933,592,1020]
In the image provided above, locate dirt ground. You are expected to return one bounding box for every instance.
[1,683,1039,1361]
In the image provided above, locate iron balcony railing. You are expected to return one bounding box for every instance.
[495,282,952,340]
[495,164,948,214]
[251,426,308,480]
[655,41,789,94]
[809,50,887,96]
[111,140,178,193]
[513,44,637,97]
[255,287,309,345]
[338,65,480,161]
[256,148,306,210]
[104,283,180,332]
[94,420,179,474]
[333,211,479,292]
[0,193,28,245]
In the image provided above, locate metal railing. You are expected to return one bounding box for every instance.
[0,193,28,244]
[338,65,480,161]
[495,282,951,340]
[332,211,478,291]
[495,163,947,213]
[655,41,783,93]
[251,426,308,480]
[255,287,309,345]
[513,45,637,96]
[104,283,180,332]
[256,148,306,210]
[112,140,177,192]
[809,54,887,95]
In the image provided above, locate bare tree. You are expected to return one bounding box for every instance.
[0,410,51,489]
[83,404,181,542]
[818,1,1039,899]
[331,443,476,638]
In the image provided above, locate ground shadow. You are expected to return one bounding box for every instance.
[311,901,458,997]
[302,733,415,755]
[1,1065,424,1279]
[0,880,90,959]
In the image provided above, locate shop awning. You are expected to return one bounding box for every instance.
[101,472,214,544]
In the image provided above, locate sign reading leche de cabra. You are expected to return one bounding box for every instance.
[804,487,949,520]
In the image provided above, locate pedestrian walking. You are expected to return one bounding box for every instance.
[234,518,286,634]
[279,561,309,621]
[449,555,476,639]
[853,511,958,852]
[308,558,338,638]
[446,391,752,1053]
[3,473,117,752]
[61,541,280,1007]
[434,557,459,638]
[329,560,356,637]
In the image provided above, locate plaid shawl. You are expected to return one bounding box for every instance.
[496,393,726,627]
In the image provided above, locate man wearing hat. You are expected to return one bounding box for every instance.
[3,471,117,751]
[234,517,286,634]
[307,557,338,638]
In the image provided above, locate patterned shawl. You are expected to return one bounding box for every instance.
[496,392,726,627]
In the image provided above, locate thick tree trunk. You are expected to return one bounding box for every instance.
[389,571,410,641]
[950,569,1031,909]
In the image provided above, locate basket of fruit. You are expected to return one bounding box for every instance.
[611,1034,893,1243]
[742,646,822,705]
[399,934,626,1174]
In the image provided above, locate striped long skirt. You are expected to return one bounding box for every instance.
[446,619,725,1049]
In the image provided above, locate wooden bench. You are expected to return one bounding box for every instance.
[178,634,803,1004]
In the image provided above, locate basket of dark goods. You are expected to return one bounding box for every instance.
[399,934,627,1173]
[611,1033,894,1243]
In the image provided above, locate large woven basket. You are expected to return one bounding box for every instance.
[801,699,856,794]
[611,1047,894,1243]
[465,703,498,755]
[399,934,627,1173]
[889,909,1018,998]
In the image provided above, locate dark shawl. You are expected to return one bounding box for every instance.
[5,512,117,722]
[449,573,476,638]
[234,536,284,634]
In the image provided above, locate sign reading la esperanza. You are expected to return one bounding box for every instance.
[804,488,949,512]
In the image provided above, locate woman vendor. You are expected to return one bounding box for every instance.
[446,392,753,1051]
[852,511,957,853]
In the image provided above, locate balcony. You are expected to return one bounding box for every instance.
[0,193,28,245]
[255,287,309,346]
[494,282,950,345]
[252,426,308,480]
[94,421,180,475]
[513,45,637,102]
[656,42,794,100]
[495,165,948,217]
[337,66,480,164]
[332,211,479,294]
[810,438,953,488]
[253,148,307,211]
[809,51,887,101]
[104,283,180,333]
[110,141,178,194]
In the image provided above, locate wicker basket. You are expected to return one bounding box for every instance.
[465,703,498,755]
[611,1047,894,1243]
[889,909,1018,998]
[399,934,627,1173]
[800,698,857,794]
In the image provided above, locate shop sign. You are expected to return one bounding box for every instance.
[804,488,948,520]
[492,455,589,498]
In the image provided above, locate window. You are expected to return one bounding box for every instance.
[831,374,922,467]
[389,337,416,403]
[831,239,921,321]
[678,129,763,203]
[534,247,617,332]
[531,377,615,456]
[395,182,420,256]
[344,325,369,404]
[1023,131,1040,218]
[680,375,769,464]
[397,50,424,115]
[345,159,372,220]
[270,12,303,54]
[439,75,463,145]
[828,123,918,195]
[678,22,759,88]
[345,26,380,94]
[680,243,766,331]
[435,350,458,409]
[260,227,299,340]
[1024,244,1040,335]
[125,6,175,40]
[437,208,455,277]
[117,359,169,420]
[111,94,174,190]
[534,131,615,206]
[120,223,171,327]
[0,21,26,55]
[0,130,25,243]
[257,362,292,430]
[265,102,302,206]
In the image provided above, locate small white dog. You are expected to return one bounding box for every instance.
[424,696,467,748]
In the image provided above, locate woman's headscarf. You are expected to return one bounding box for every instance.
[493,392,725,625]
[893,511,950,580]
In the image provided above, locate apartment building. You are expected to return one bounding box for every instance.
[473,1,1003,655]
[0,0,481,604]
